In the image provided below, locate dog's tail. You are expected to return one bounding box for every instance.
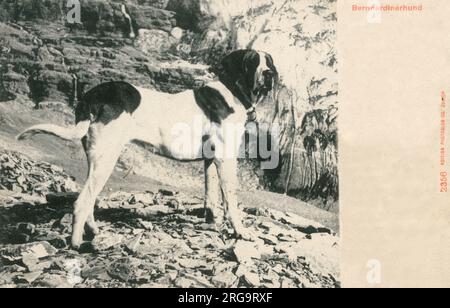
[16,120,90,142]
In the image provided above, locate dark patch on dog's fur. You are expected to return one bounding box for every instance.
[218,49,260,110]
[194,86,235,124]
[264,53,278,91]
[75,82,141,124]
[265,54,277,74]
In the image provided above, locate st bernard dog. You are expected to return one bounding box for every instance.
[18,49,278,249]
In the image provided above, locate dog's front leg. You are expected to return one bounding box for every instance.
[215,158,252,241]
[204,159,222,225]
[72,136,125,249]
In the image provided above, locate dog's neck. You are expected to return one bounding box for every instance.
[218,75,254,111]
[218,77,265,123]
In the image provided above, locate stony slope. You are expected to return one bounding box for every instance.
[0,150,339,288]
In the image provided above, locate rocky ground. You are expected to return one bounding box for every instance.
[0,150,339,288]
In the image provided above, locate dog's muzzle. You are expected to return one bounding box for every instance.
[248,71,275,123]
[255,70,274,96]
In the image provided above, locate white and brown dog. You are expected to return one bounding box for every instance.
[18,49,278,249]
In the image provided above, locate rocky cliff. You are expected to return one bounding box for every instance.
[0,0,338,211]
[172,0,339,211]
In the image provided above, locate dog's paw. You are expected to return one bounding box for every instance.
[204,208,216,224]
[71,236,84,250]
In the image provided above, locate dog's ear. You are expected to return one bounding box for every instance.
[265,53,278,79]
[219,49,259,86]
[218,49,260,109]
[242,50,260,90]
[264,53,279,92]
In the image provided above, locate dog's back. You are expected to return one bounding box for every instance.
[75,81,142,125]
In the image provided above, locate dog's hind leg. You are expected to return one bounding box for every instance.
[204,159,222,225]
[71,124,128,249]
[215,158,252,241]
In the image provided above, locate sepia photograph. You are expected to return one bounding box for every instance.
[0,0,339,289]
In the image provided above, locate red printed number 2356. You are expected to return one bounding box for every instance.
[440,172,448,193]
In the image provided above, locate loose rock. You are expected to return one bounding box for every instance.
[235,265,261,287]
[233,240,261,264]
[211,271,238,288]
[16,271,42,284]
[35,273,72,288]
[0,151,79,196]
[0,241,57,263]
[91,233,124,252]
[128,192,155,205]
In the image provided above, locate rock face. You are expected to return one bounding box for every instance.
[0,154,339,288]
[168,0,339,211]
[242,1,338,212]
[0,0,176,34]
[0,0,206,105]
[0,72,30,101]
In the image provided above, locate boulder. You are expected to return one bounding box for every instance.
[211,271,238,288]
[29,70,72,103]
[82,266,111,281]
[128,192,155,205]
[35,273,73,288]
[91,233,124,252]
[233,240,261,264]
[0,241,58,263]
[235,265,261,287]
[127,4,176,33]
[15,271,42,284]
[0,72,30,101]
[170,27,184,40]
[135,29,175,54]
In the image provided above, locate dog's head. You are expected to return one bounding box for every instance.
[251,51,277,99]
[218,49,278,110]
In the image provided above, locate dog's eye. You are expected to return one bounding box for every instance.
[263,70,274,77]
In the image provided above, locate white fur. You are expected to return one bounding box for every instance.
[256,51,270,90]
[17,121,90,141]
